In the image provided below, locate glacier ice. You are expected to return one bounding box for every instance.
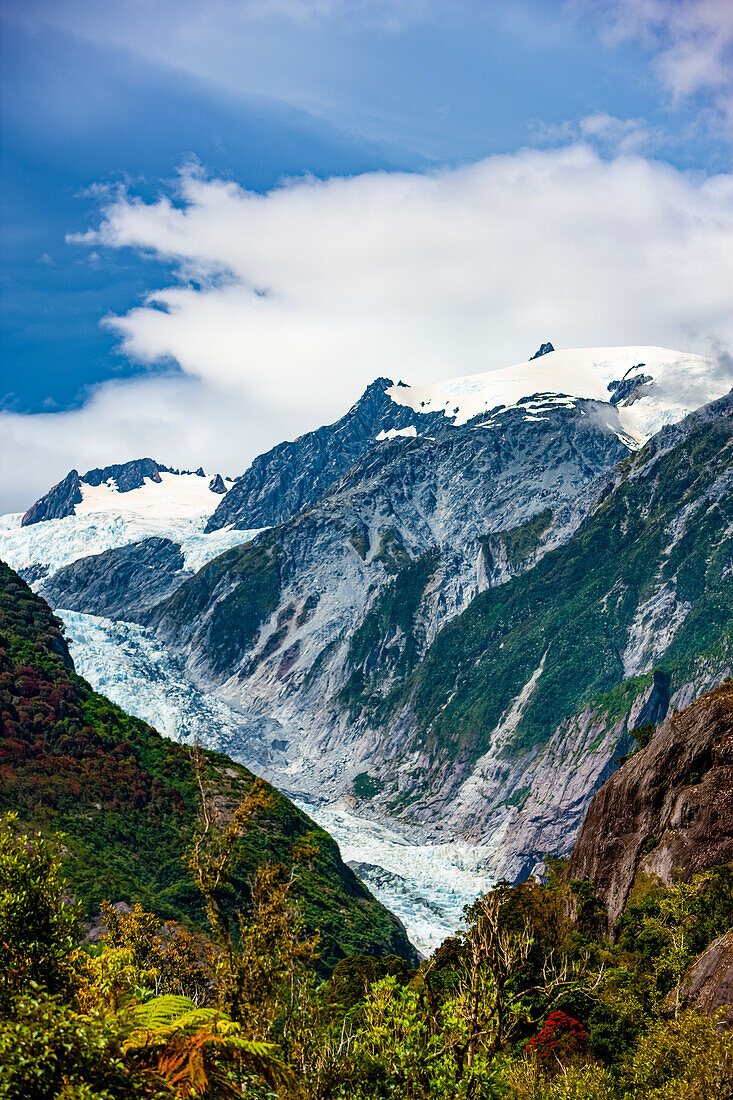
[0,510,261,578]
[59,608,493,955]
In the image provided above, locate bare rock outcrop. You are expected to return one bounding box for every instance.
[675,930,733,1025]
[567,681,733,930]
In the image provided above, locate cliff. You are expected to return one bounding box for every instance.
[567,680,733,929]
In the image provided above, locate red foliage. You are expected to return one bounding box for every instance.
[525,1011,588,1064]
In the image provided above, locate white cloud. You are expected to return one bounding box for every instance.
[3,143,733,513]
[591,0,733,124]
[535,113,657,155]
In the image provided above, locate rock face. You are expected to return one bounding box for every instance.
[147,399,630,768]
[205,377,448,532]
[22,469,83,525]
[567,681,733,929]
[529,342,555,360]
[676,930,733,1025]
[82,457,165,492]
[39,537,187,620]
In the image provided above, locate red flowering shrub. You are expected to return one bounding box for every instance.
[525,1010,588,1066]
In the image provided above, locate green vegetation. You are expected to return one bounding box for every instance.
[352,773,383,799]
[398,418,733,763]
[349,525,370,560]
[341,548,439,719]
[2,814,731,1097]
[149,534,283,675]
[0,560,415,970]
[631,722,656,749]
[481,508,554,572]
[371,527,411,574]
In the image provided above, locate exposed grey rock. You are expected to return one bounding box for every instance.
[205,377,448,532]
[39,537,187,620]
[529,342,555,360]
[22,469,83,525]
[143,397,631,816]
[82,457,164,492]
[209,473,227,494]
[607,370,653,406]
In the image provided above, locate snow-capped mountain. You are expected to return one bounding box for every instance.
[207,344,723,533]
[0,459,260,582]
[386,345,719,444]
[2,342,732,949]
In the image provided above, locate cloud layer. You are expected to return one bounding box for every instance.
[3,143,733,513]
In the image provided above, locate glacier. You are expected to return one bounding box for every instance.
[59,607,493,955]
[0,510,261,578]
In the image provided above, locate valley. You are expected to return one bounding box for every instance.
[3,343,732,957]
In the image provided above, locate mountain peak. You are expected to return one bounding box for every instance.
[529,341,555,360]
[385,345,724,446]
[21,458,227,527]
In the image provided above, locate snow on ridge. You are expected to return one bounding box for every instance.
[0,469,260,579]
[386,346,723,445]
[76,471,226,522]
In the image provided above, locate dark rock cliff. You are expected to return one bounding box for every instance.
[567,681,733,929]
[22,469,83,525]
[205,377,446,532]
[39,537,188,620]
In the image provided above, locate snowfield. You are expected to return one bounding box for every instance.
[387,346,723,444]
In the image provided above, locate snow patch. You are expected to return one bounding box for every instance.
[375,425,418,441]
[76,471,220,522]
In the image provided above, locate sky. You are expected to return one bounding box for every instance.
[1,0,733,512]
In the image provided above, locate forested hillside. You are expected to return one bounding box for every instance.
[0,559,415,970]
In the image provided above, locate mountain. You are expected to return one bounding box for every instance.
[2,343,732,936]
[0,559,416,970]
[21,458,231,526]
[567,678,733,928]
[205,376,448,532]
[361,388,733,878]
[1,458,257,593]
[207,344,717,531]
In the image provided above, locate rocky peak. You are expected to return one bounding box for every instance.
[529,342,555,360]
[21,457,170,526]
[22,469,83,526]
[205,377,447,532]
[209,473,227,494]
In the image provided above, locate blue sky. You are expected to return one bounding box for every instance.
[1,0,732,509]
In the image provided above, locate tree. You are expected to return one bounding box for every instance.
[0,812,78,1007]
